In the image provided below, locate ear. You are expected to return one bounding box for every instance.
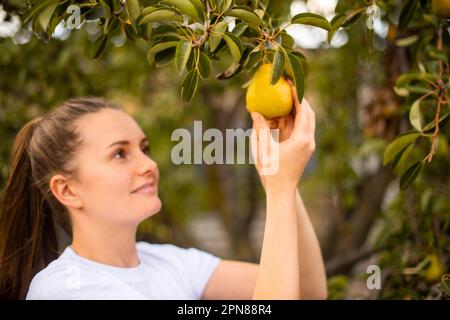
[49,174,83,209]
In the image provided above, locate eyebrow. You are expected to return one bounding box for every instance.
[107,137,149,149]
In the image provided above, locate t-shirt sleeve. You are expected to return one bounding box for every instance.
[154,244,221,299]
[183,247,221,299]
[26,271,79,300]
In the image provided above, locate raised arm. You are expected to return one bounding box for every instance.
[201,92,326,300]
[250,90,322,299]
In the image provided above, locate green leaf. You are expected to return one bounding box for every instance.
[99,0,112,18]
[222,32,243,63]
[232,22,248,37]
[175,40,192,75]
[206,0,217,11]
[139,9,183,25]
[38,1,58,31]
[198,51,212,79]
[243,50,263,72]
[392,143,414,174]
[86,6,107,21]
[271,49,285,85]
[398,0,418,30]
[92,35,108,59]
[328,13,346,44]
[182,69,199,102]
[286,53,305,102]
[226,7,262,29]
[163,0,198,20]
[155,47,176,67]
[24,0,52,24]
[395,72,438,87]
[383,132,421,165]
[400,160,424,190]
[141,6,160,16]
[423,113,449,132]
[341,10,363,28]
[189,0,206,21]
[146,41,179,65]
[216,62,241,79]
[124,23,138,41]
[428,48,449,64]
[126,0,141,21]
[209,21,228,52]
[395,34,419,47]
[291,13,331,31]
[327,10,363,43]
[104,17,120,34]
[220,0,234,13]
[409,99,423,132]
[280,32,294,48]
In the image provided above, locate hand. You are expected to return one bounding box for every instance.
[250,82,316,193]
[264,79,297,143]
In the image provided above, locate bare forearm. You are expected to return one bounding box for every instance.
[253,188,301,300]
[295,190,328,299]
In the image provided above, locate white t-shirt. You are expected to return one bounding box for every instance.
[26,241,221,300]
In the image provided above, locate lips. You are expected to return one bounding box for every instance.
[131,182,157,194]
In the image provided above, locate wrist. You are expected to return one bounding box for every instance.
[265,183,297,198]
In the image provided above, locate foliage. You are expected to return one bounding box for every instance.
[0,0,448,299]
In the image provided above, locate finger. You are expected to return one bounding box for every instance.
[251,112,270,130]
[288,83,304,133]
[251,112,267,167]
[291,97,311,140]
[301,99,316,139]
[286,79,298,118]
[251,112,275,168]
[250,126,261,171]
[289,81,301,108]
[266,118,279,130]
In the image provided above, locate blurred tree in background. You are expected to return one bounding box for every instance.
[0,0,448,299]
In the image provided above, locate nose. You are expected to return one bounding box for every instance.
[137,152,158,177]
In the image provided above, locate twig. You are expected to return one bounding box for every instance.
[426,26,447,163]
[325,244,391,275]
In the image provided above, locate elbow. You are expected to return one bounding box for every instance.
[302,284,328,300]
[303,289,327,300]
[316,287,328,300]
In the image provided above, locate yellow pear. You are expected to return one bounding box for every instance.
[424,254,444,282]
[246,63,293,119]
[432,0,450,18]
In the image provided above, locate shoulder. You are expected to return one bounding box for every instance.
[136,241,221,281]
[26,251,122,300]
[26,258,78,299]
[136,242,221,299]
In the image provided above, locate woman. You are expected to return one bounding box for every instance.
[0,84,326,300]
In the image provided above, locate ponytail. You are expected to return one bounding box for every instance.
[0,117,59,299]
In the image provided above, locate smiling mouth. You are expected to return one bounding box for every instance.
[132,183,157,195]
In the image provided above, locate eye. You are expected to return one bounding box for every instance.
[113,148,126,159]
[142,145,150,155]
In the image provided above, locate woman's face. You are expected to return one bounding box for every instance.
[69,108,161,226]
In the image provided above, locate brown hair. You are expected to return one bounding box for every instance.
[0,97,120,299]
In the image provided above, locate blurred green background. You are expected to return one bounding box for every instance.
[0,0,449,299]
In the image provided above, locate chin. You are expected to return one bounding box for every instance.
[145,197,162,217]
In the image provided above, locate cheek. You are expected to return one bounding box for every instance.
[79,164,132,206]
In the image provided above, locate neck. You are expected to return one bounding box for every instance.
[70,219,140,268]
